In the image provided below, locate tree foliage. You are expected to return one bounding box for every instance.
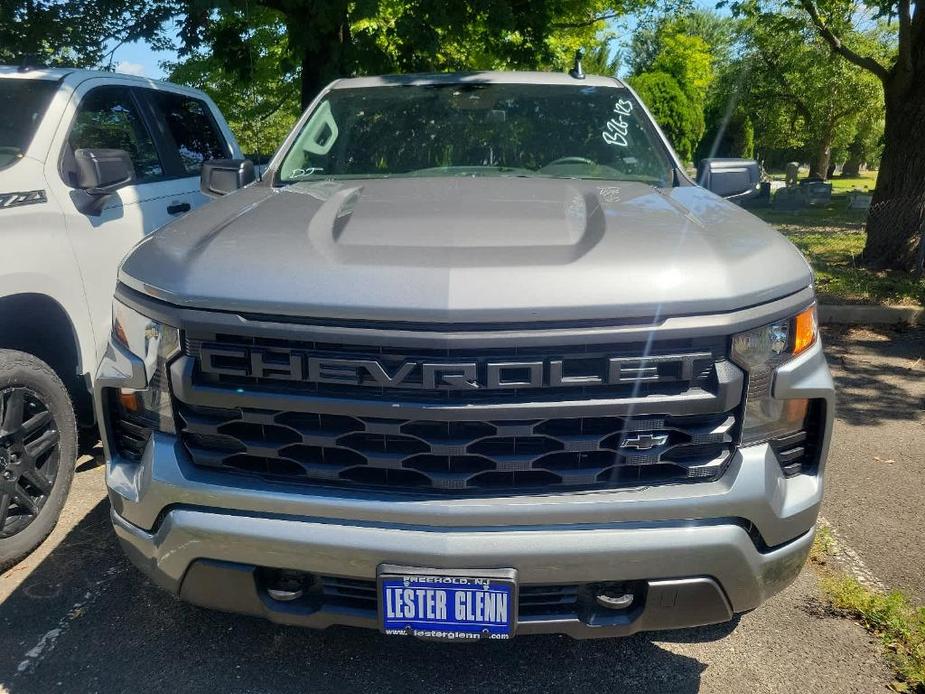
[741,13,884,176]
[579,41,622,76]
[729,0,925,269]
[627,15,717,162]
[627,9,739,76]
[164,7,300,156]
[160,0,654,151]
[174,0,651,109]
[0,0,176,68]
[629,70,703,161]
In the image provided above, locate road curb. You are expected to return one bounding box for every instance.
[819,303,925,325]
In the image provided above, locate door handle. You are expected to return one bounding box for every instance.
[167,201,191,215]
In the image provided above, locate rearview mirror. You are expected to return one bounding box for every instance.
[70,148,135,216]
[697,158,760,202]
[201,159,256,197]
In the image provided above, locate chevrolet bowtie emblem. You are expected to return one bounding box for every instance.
[619,433,669,450]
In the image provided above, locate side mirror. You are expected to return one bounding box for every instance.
[70,148,134,216]
[201,159,256,197]
[697,158,760,203]
[74,148,135,195]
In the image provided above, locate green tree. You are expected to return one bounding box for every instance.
[165,8,300,155]
[629,70,703,160]
[742,14,883,178]
[175,1,649,109]
[649,32,714,102]
[732,0,925,270]
[580,41,621,76]
[0,0,175,68]
[628,22,715,162]
[840,109,884,176]
[697,101,754,160]
[628,9,739,75]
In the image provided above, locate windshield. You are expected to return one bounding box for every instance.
[278,83,674,186]
[0,79,59,170]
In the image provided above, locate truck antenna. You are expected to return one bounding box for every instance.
[568,49,585,80]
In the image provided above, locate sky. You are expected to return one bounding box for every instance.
[111,40,173,79]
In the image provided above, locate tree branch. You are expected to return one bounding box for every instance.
[551,12,620,29]
[798,0,891,82]
[754,51,814,123]
[255,90,294,121]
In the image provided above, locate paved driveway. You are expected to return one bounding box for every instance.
[1,326,920,694]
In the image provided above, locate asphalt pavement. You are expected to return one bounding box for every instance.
[1,325,921,694]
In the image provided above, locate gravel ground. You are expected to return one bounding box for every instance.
[1,327,920,694]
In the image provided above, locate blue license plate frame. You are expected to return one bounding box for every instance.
[377,565,518,641]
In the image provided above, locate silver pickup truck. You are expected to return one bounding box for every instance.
[95,71,835,641]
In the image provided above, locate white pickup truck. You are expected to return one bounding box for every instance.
[0,65,241,567]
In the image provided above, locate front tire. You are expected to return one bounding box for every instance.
[0,349,77,572]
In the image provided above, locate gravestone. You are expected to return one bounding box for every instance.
[800,180,833,206]
[773,186,807,211]
[848,191,873,210]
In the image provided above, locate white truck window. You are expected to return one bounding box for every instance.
[149,91,229,175]
[68,87,164,181]
[0,79,58,169]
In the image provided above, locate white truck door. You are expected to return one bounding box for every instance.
[47,80,236,362]
[137,87,238,217]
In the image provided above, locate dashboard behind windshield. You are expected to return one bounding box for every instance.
[0,79,58,170]
[278,83,675,185]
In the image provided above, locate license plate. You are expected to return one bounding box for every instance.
[378,565,517,641]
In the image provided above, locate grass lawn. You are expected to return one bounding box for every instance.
[749,177,924,306]
[766,169,877,193]
[811,527,925,693]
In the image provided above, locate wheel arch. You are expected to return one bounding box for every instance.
[0,293,93,425]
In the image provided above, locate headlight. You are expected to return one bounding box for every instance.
[109,300,180,458]
[731,304,817,447]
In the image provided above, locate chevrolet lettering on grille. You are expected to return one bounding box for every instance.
[198,345,713,391]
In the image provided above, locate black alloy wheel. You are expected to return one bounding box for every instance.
[0,386,61,538]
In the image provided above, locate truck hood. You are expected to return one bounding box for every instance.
[119,177,812,323]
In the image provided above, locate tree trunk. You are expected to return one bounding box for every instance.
[810,136,833,180]
[861,77,925,270]
[298,21,349,110]
[842,157,861,177]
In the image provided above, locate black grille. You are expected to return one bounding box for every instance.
[175,328,740,494]
[178,404,735,492]
[315,577,580,618]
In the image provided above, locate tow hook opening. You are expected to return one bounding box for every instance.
[262,568,313,602]
[595,587,635,610]
[582,581,647,620]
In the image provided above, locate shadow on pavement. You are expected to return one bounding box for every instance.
[823,325,925,427]
[1,497,714,694]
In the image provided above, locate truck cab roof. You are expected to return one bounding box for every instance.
[0,65,207,98]
[329,70,627,90]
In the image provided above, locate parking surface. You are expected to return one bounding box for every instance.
[1,326,921,693]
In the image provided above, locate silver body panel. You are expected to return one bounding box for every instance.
[119,178,812,323]
[101,71,833,638]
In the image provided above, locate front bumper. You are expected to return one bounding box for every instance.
[97,329,834,639]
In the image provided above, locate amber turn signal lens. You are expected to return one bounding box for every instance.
[792,305,817,356]
[119,388,141,412]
